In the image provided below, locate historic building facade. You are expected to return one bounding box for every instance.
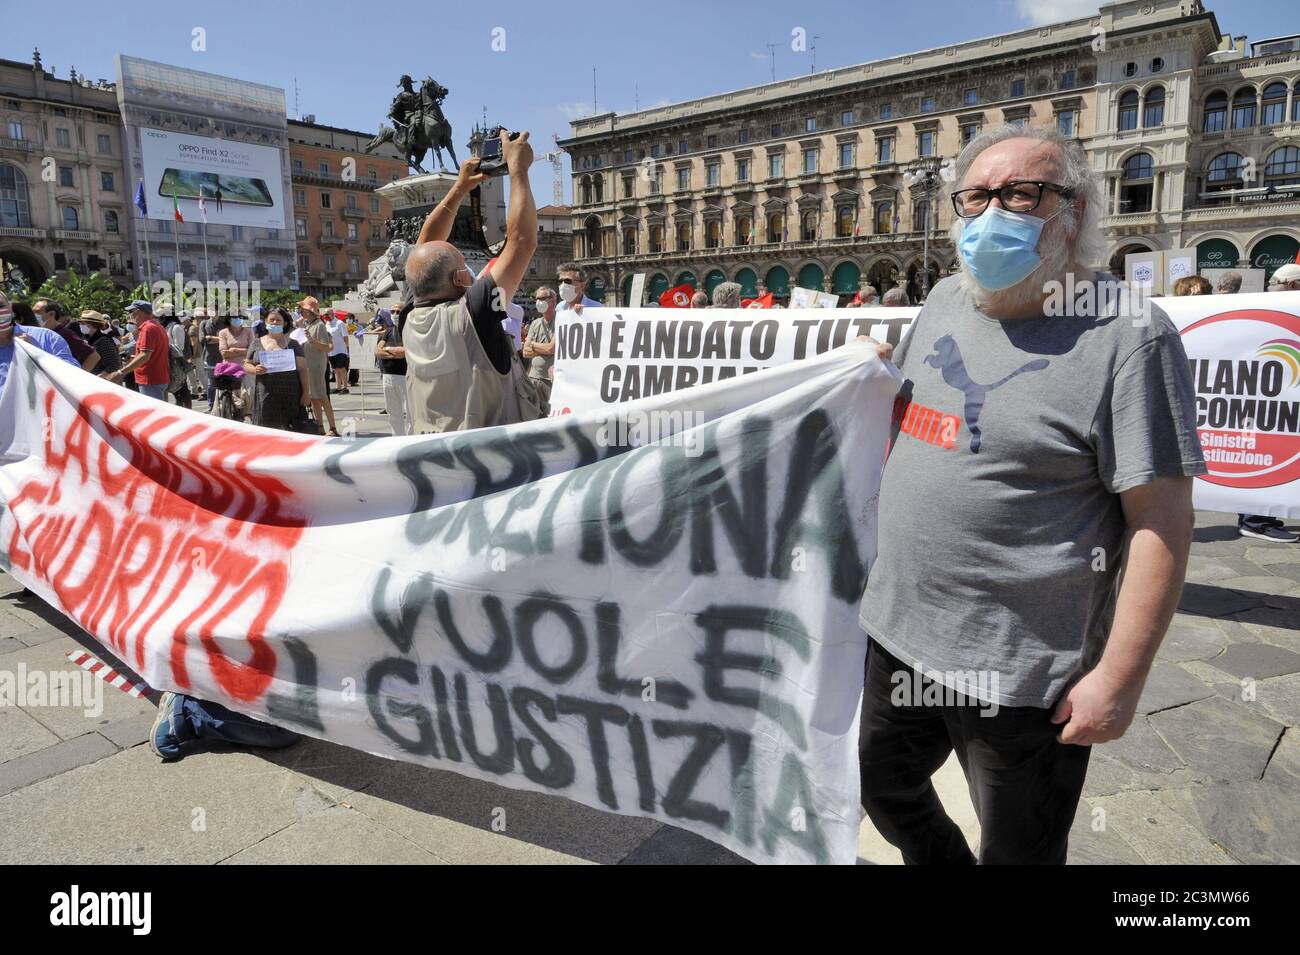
[287,119,407,301]
[1099,28,1300,277]
[559,0,1300,305]
[0,51,132,290]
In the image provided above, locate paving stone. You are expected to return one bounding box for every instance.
[1149,696,1284,782]
[14,625,75,648]
[0,704,61,764]
[1264,728,1300,785]
[221,805,443,865]
[0,745,333,863]
[1065,798,1146,865]
[1210,642,1300,680]
[620,824,749,864]
[1081,750,1205,798]
[0,637,22,655]
[1228,605,1300,634]
[1087,790,1233,864]
[1160,782,1300,865]
[1157,614,1229,662]
[1182,556,1242,585]
[0,574,26,597]
[1219,576,1300,598]
[0,611,42,639]
[1177,583,1262,618]
[1211,618,1262,645]
[1249,673,1300,728]
[1257,562,1300,584]
[1244,545,1300,566]
[1214,557,1275,578]
[340,759,663,865]
[1092,717,1184,775]
[1137,663,1214,715]
[0,636,155,740]
[0,732,119,797]
[97,713,158,750]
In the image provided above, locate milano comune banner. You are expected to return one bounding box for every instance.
[549,307,918,413]
[1164,292,1300,518]
[0,338,900,865]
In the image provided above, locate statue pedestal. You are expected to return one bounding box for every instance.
[332,170,501,315]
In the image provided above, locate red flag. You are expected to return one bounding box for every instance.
[1295,248,1300,264]
[172,190,184,223]
[659,284,694,308]
[741,292,775,309]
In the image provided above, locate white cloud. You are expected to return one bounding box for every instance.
[556,101,595,120]
[1015,0,1098,26]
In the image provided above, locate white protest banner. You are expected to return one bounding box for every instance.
[0,338,900,864]
[550,306,917,414]
[1163,291,1300,518]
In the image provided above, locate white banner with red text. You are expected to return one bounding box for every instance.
[0,338,901,865]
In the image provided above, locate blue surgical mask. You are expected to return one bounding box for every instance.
[958,206,1062,291]
[267,323,284,334]
[231,318,245,329]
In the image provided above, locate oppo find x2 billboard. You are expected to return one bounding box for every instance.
[138,128,285,228]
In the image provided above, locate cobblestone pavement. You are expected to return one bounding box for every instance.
[0,386,1295,863]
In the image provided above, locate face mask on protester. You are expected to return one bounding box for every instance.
[79,323,96,335]
[958,205,1064,291]
[231,318,245,329]
[534,300,549,314]
[267,322,284,334]
[558,282,577,303]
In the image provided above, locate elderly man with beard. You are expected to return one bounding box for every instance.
[856,125,1205,864]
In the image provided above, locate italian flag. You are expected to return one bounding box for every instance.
[172,191,184,223]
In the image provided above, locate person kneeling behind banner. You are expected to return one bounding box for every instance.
[400,134,542,434]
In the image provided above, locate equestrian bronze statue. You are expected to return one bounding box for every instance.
[364,75,460,175]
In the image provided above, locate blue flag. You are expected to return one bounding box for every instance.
[134,180,147,217]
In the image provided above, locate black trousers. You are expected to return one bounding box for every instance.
[858,639,1091,865]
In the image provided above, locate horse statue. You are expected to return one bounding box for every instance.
[364,75,460,175]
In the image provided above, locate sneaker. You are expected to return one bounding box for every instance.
[149,691,190,760]
[1239,522,1299,543]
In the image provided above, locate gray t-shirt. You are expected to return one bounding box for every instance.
[859,273,1206,708]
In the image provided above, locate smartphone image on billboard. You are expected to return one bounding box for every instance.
[158,169,274,207]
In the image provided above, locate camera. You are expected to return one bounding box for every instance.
[477,126,518,177]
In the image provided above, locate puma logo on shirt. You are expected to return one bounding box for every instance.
[923,334,1050,452]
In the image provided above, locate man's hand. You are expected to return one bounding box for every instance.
[854,335,894,362]
[522,341,536,358]
[456,156,488,192]
[571,303,583,316]
[501,129,533,174]
[1050,666,1142,745]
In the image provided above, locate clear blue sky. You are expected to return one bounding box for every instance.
[6,0,1283,203]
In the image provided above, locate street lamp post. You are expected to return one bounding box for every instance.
[903,157,943,301]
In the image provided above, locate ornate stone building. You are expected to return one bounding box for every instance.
[559,0,1300,305]
[0,51,132,290]
[287,118,407,301]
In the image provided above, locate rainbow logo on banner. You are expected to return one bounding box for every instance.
[1258,339,1300,389]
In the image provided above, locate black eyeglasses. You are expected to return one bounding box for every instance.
[950,180,1074,218]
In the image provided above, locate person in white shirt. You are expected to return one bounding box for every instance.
[555,263,603,315]
[325,310,350,394]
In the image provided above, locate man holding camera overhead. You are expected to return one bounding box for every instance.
[399,128,542,433]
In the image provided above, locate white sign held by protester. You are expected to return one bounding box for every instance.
[550,306,917,413]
